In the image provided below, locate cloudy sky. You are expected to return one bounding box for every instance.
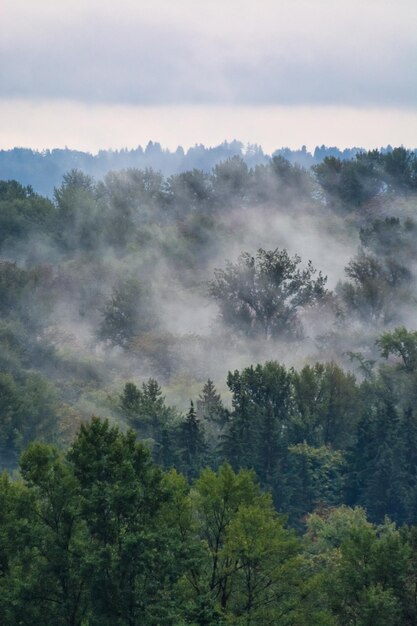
[1,0,416,152]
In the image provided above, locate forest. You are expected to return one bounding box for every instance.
[1,146,417,624]
[0,142,374,197]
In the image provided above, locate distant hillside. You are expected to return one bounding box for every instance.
[0,141,384,196]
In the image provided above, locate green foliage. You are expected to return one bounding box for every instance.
[167,169,213,213]
[197,379,227,426]
[377,326,417,372]
[2,420,417,624]
[1,147,417,622]
[306,508,409,626]
[178,401,207,480]
[188,463,329,624]
[96,168,167,246]
[314,154,381,208]
[284,444,346,526]
[0,180,55,249]
[291,362,359,448]
[0,372,59,469]
[224,361,292,485]
[119,378,178,466]
[383,147,417,192]
[67,417,190,625]
[18,442,90,626]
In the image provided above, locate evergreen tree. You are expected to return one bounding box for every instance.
[179,401,207,480]
[197,379,227,425]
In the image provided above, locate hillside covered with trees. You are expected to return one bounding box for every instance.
[1,146,417,624]
[0,142,389,197]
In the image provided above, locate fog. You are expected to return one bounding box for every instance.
[2,150,415,421]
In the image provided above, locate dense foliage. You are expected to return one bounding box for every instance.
[1,146,417,623]
[2,418,417,625]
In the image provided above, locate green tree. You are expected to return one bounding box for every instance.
[306,507,408,626]
[96,168,167,246]
[223,362,292,487]
[0,180,55,250]
[0,372,59,470]
[291,362,360,449]
[178,401,207,480]
[17,443,90,626]
[120,378,177,465]
[283,444,346,527]
[377,327,417,372]
[190,464,329,625]
[209,248,327,339]
[67,417,187,626]
[349,389,407,523]
[197,379,227,426]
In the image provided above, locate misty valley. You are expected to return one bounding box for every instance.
[1,147,417,625]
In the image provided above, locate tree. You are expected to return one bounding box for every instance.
[0,372,59,470]
[119,378,177,466]
[382,147,417,192]
[291,362,360,449]
[376,327,417,372]
[189,464,329,625]
[211,156,249,207]
[0,261,54,332]
[359,217,417,263]
[348,387,408,524]
[283,444,346,527]
[167,169,213,214]
[313,152,382,209]
[97,168,167,247]
[54,169,100,250]
[178,401,207,480]
[67,417,187,626]
[269,155,313,204]
[120,378,169,429]
[338,252,411,325]
[17,443,90,626]
[209,248,328,339]
[306,508,408,626]
[223,362,293,487]
[0,180,55,250]
[98,277,155,348]
[196,379,227,426]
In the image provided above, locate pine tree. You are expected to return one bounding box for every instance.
[179,401,206,480]
[196,379,226,425]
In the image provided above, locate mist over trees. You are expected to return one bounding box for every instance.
[209,248,328,339]
[0,141,402,196]
[1,146,417,624]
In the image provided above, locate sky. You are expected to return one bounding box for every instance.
[1,0,416,152]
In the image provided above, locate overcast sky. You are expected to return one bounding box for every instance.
[1,0,416,152]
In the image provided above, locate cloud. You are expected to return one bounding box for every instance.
[0,0,415,107]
